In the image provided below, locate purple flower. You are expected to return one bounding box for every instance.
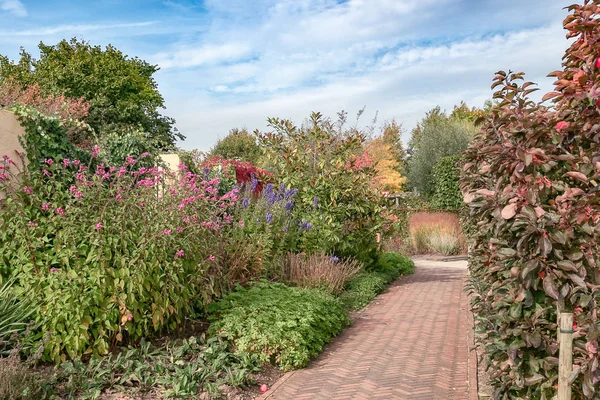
[263,183,273,198]
[330,256,340,263]
[242,197,249,208]
[313,197,319,208]
[267,192,278,206]
[285,200,295,211]
[266,213,273,224]
[175,249,185,259]
[301,221,313,231]
[250,174,258,192]
[284,188,298,199]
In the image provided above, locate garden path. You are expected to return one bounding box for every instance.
[258,258,477,400]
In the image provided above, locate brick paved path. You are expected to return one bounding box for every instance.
[260,259,477,400]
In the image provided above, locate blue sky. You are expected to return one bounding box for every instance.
[0,0,571,150]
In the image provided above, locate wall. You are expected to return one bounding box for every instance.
[0,109,26,199]
[0,109,25,165]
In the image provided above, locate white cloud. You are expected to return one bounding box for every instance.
[0,21,157,36]
[163,24,569,151]
[0,0,26,17]
[155,43,251,69]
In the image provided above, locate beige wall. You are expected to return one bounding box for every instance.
[0,109,25,165]
[0,109,26,199]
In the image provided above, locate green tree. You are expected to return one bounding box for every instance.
[406,108,475,195]
[0,38,181,149]
[209,128,262,164]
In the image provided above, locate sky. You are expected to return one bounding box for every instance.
[0,0,572,151]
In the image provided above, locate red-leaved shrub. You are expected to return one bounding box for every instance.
[461,2,600,397]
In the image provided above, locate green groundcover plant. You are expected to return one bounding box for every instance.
[208,282,349,371]
[461,2,600,398]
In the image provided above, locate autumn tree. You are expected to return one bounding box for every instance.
[365,137,406,192]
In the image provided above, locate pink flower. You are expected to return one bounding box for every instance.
[115,194,122,199]
[140,152,149,158]
[238,220,245,227]
[50,268,57,273]
[95,222,103,230]
[163,229,172,235]
[73,159,81,166]
[62,158,70,167]
[207,255,215,261]
[28,221,35,228]
[0,172,8,180]
[175,249,185,259]
[45,158,53,165]
[42,169,51,176]
[127,313,133,322]
[118,167,127,176]
[595,57,600,69]
[55,207,65,216]
[23,186,32,195]
[91,145,100,158]
[126,156,135,165]
[42,203,49,211]
[555,121,570,131]
[139,201,144,207]
[69,185,77,193]
[176,227,183,233]
[75,191,83,198]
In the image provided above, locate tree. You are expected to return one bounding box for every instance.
[380,119,407,173]
[365,137,406,192]
[209,128,262,165]
[0,38,181,149]
[406,108,476,195]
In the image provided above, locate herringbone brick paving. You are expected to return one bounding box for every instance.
[261,259,476,400]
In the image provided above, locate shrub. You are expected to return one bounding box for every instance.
[257,112,384,265]
[408,212,464,255]
[430,155,463,210]
[339,272,389,310]
[279,253,362,294]
[208,282,348,371]
[373,251,415,278]
[0,151,244,362]
[461,4,600,397]
[340,252,414,310]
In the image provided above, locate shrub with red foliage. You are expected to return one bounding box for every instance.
[461,2,600,398]
[0,79,92,148]
[202,156,272,193]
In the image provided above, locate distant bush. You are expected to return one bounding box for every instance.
[209,128,263,166]
[408,212,464,255]
[430,155,463,210]
[208,282,348,371]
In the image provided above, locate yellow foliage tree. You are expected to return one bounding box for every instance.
[364,137,406,192]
